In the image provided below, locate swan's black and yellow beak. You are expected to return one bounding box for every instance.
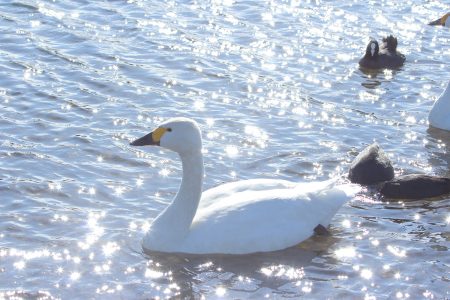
[429,18,443,26]
[130,127,168,146]
[429,13,449,26]
[130,132,158,146]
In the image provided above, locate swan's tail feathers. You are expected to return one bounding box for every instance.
[335,183,361,198]
[310,183,361,227]
[321,183,361,209]
[296,177,338,193]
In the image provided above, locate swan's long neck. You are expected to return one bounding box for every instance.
[151,150,203,240]
[174,150,204,221]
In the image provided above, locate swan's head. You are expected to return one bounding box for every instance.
[130,117,202,154]
[428,12,450,27]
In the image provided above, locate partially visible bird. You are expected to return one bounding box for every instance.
[428,12,450,27]
[380,35,398,54]
[429,80,450,131]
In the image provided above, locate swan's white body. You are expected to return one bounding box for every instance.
[429,81,450,131]
[131,118,359,254]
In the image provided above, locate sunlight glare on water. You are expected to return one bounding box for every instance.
[0,0,449,299]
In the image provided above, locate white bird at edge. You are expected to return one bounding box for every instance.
[130,117,360,255]
[429,80,450,131]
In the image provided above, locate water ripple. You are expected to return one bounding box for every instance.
[0,0,449,298]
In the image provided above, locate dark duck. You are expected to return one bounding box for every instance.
[359,35,405,70]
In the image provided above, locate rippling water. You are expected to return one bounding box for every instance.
[1,0,449,299]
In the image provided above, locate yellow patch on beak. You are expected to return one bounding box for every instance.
[152,127,168,142]
[442,13,450,25]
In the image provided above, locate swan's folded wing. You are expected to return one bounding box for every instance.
[187,190,314,254]
[184,183,359,254]
[199,179,297,209]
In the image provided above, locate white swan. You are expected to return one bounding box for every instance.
[429,80,450,131]
[130,117,359,254]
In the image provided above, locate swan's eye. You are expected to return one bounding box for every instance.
[167,128,172,132]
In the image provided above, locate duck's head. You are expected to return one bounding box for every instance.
[382,35,398,52]
[429,12,450,27]
[130,117,202,154]
[365,40,379,58]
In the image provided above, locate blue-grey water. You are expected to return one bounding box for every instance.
[1,1,449,299]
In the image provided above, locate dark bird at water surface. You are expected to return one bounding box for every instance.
[359,35,405,70]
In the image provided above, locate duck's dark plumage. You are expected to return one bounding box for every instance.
[381,35,398,53]
[358,36,405,70]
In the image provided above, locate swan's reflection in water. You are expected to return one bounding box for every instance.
[143,235,338,298]
[426,127,450,176]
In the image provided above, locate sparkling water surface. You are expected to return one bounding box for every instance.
[0,0,449,299]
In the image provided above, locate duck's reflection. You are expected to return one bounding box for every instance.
[360,69,383,89]
[359,68,402,89]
